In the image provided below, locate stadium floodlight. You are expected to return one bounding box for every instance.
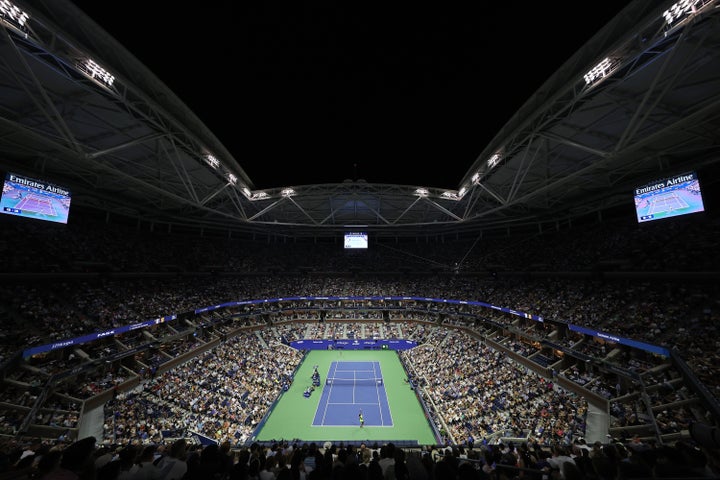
[487,153,501,169]
[0,1,29,29]
[579,1,713,93]
[583,57,620,88]
[79,58,115,88]
[414,188,429,197]
[242,187,270,201]
[663,0,710,27]
[204,154,220,169]
[281,188,296,197]
[440,191,460,200]
[226,172,237,185]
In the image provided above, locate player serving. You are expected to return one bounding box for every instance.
[359,410,364,428]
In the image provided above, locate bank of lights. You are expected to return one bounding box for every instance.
[467,152,503,187]
[663,0,710,26]
[584,58,616,86]
[81,59,115,87]
[414,187,465,200]
[441,191,461,200]
[242,187,270,201]
[204,154,220,169]
[0,1,28,28]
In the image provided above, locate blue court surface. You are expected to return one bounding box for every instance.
[312,361,393,427]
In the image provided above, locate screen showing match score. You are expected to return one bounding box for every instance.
[634,171,705,223]
[1,172,71,224]
[344,232,368,249]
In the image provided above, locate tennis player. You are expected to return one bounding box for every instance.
[359,410,364,428]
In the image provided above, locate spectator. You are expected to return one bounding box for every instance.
[155,439,187,480]
[131,445,161,480]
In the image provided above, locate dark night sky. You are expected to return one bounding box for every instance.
[71,1,631,190]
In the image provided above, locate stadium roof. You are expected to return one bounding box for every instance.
[0,0,719,238]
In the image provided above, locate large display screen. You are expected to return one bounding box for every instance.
[0,172,71,224]
[634,171,705,223]
[344,232,368,249]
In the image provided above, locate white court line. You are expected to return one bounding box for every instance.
[372,361,387,426]
[320,360,392,426]
[319,381,334,426]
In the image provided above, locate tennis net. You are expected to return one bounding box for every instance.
[325,377,383,386]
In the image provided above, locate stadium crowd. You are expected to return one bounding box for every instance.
[1,433,719,479]
[1,209,719,478]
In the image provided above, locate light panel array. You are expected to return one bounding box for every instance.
[0,0,28,29]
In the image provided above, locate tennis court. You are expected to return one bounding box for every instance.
[252,350,437,445]
[312,361,393,427]
[16,193,57,216]
[646,192,688,215]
